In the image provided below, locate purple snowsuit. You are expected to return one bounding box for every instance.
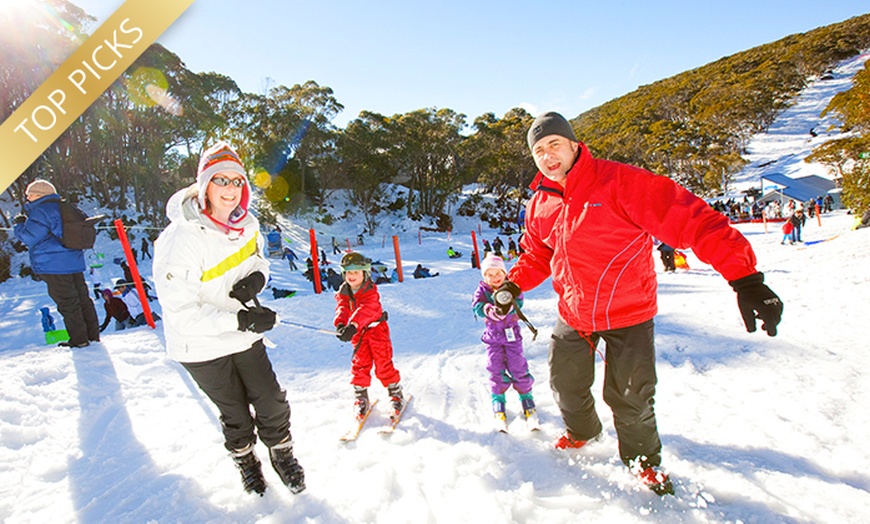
[472,281,534,395]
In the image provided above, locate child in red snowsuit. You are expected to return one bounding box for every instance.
[334,252,404,421]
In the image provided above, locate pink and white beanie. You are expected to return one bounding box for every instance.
[480,253,506,278]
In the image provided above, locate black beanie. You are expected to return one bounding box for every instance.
[527,112,577,150]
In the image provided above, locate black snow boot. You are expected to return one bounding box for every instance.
[269,439,306,494]
[231,443,267,496]
[354,386,370,420]
[387,382,405,419]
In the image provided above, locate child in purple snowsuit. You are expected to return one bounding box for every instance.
[472,254,536,425]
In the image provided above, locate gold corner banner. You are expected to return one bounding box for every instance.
[0,0,195,195]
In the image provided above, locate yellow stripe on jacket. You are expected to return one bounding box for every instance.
[201,232,259,282]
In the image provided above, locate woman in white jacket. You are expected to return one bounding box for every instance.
[153,141,304,496]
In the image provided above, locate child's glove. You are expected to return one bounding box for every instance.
[336,324,357,342]
[229,271,266,304]
[237,307,276,333]
[728,272,783,337]
[483,303,506,321]
[13,214,27,224]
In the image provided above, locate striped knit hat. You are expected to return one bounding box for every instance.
[196,141,250,223]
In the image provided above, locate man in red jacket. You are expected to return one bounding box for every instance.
[504,112,783,495]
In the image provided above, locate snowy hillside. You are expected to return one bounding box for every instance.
[1,54,869,523]
[730,51,870,193]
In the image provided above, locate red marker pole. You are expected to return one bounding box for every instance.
[309,229,322,294]
[113,219,155,328]
[471,230,481,268]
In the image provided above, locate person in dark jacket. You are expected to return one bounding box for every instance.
[98,289,137,332]
[413,264,439,279]
[13,180,100,347]
[788,208,806,243]
[657,242,676,272]
[504,112,783,495]
[325,267,343,291]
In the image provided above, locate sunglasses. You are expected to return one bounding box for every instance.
[210,176,245,187]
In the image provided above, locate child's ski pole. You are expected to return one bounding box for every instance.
[278,319,338,336]
[237,295,338,335]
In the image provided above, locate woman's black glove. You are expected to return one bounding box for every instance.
[13,214,27,224]
[336,324,357,342]
[728,272,783,337]
[229,271,266,303]
[237,307,276,333]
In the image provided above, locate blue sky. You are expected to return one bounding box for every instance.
[72,1,867,129]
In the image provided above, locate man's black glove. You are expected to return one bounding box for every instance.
[13,214,27,224]
[336,323,357,342]
[237,306,276,333]
[229,271,266,304]
[729,272,783,337]
[494,281,521,315]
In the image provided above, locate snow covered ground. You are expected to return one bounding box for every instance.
[1,55,869,523]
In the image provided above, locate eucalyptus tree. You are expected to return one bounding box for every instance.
[391,108,466,219]
[461,108,536,222]
[336,111,399,235]
[0,0,93,211]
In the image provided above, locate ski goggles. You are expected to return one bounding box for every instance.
[210,176,245,187]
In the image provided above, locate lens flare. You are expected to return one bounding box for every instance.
[265,176,289,202]
[252,169,273,189]
[127,67,183,115]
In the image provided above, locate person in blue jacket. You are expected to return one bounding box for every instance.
[13,180,100,347]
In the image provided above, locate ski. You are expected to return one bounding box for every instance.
[378,394,412,434]
[493,412,509,433]
[340,399,378,442]
[524,409,541,432]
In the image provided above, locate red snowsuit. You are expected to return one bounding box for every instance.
[509,141,758,333]
[334,279,401,388]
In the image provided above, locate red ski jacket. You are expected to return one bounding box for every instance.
[334,279,389,344]
[508,141,758,333]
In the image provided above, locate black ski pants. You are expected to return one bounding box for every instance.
[549,317,662,467]
[182,340,292,451]
[40,272,100,345]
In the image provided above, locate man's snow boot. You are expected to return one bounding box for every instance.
[554,430,601,450]
[269,439,306,494]
[231,443,267,496]
[353,386,370,420]
[629,457,674,496]
[387,382,405,420]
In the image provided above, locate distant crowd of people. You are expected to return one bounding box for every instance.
[710,194,835,222]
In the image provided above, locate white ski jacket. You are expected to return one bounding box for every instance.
[153,185,269,363]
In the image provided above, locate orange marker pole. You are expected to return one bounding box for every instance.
[392,235,404,283]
